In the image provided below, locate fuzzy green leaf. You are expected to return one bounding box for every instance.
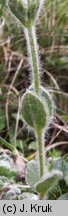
[29,85,53,121]
[22,91,46,130]
[36,170,62,197]
[8,0,28,27]
[26,159,40,187]
[0,160,16,177]
[7,0,40,28]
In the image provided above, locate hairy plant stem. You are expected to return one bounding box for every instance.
[37,129,45,178]
[25,25,45,177]
[25,26,40,93]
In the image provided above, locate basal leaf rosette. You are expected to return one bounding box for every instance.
[7,0,43,28]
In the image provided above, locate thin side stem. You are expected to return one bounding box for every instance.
[37,129,45,178]
[25,26,40,93]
